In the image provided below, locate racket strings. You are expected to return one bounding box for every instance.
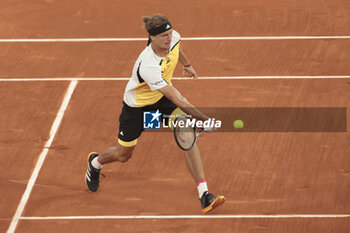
[174,117,196,150]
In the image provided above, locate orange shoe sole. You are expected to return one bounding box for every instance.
[202,195,225,213]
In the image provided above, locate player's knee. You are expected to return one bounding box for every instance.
[119,154,132,163]
[118,150,133,163]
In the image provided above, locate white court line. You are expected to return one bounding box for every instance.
[6,80,78,233]
[1,36,350,42]
[0,76,350,82]
[20,214,350,220]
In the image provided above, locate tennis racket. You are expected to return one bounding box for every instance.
[173,115,204,151]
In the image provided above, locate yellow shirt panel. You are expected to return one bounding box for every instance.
[135,41,181,107]
[161,41,180,84]
[135,83,163,107]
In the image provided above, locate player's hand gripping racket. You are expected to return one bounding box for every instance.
[173,115,205,151]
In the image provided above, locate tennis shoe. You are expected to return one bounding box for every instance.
[85,152,101,192]
[200,191,225,213]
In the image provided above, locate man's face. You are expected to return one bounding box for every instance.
[151,29,173,50]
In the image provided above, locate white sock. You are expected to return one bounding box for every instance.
[91,156,103,169]
[196,179,208,198]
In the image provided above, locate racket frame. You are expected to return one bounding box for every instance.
[173,116,204,151]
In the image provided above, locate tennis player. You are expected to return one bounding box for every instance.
[85,14,225,213]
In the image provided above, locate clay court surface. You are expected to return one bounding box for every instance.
[1,0,350,232]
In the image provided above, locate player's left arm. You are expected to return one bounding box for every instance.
[179,46,199,79]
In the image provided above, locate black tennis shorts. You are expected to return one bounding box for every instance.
[118,96,177,143]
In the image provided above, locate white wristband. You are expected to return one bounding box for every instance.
[203,126,213,132]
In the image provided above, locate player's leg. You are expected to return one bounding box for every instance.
[169,107,225,213]
[170,107,208,194]
[185,143,205,181]
[85,102,143,192]
[98,144,135,163]
[85,143,135,192]
[185,143,225,213]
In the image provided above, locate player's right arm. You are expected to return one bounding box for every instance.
[138,62,209,122]
[158,84,209,121]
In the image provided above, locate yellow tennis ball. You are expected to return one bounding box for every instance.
[233,120,244,129]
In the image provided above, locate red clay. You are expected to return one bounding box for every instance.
[15,218,350,233]
[0,82,68,224]
[1,40,350,78]
[1,0,350,232]
[1,0,350,38]
[21,80,350,218]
